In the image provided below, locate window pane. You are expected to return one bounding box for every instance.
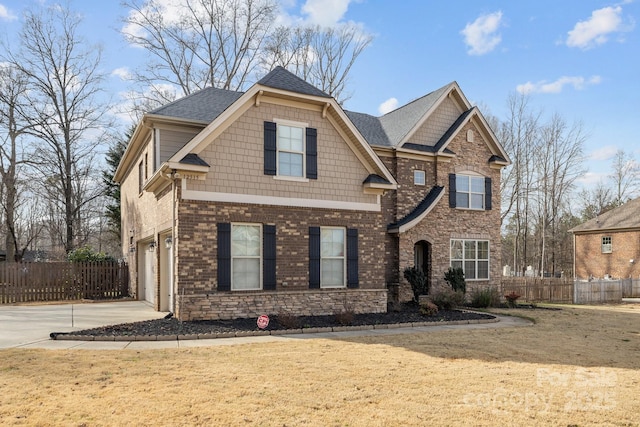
[414,170,425,185]
[232,258,260,290]
[470,194,484,209]
[456,193,469,208]
[478,261,489,279]
[477,241,489,259]
[290,127,303,151]
[321,228,344,257]
[451,240,463,259]
[465,260,476,279]
[279,152,303,177]
[465,240,476,259]
[321,259,344,287]
[451,260,463,270]
[456,175,469,191]
[470,177,484,193]
[232,225,260,256]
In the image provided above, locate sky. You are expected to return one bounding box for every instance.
[0,0,638,186]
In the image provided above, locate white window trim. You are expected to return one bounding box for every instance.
[231,223,263,291]
[456,174,485,210]
[450,239,490,281]
[320,226,346,289]
[601,236,612,254]
[414,170,425,186]
[274,118,308,179]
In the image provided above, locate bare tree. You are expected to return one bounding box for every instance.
[497,93,541,275]
[11,4,109,254]
[577,181,615,221]
[0,64,34,262]
[610,149,640,206]
[122,0,278,101]
[122,0,372,107]
[535,114,586,276]
[264,24,372,104]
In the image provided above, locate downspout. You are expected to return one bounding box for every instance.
[171,170,177,315]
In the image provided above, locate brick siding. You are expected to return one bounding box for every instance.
[574,230,640,279]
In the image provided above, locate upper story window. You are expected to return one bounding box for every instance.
[277,125,305,177]
[264,121,317,180]
[456,175,485,209]
[601,236,612,254]
[449,173,492,211]
[414,170,425,186]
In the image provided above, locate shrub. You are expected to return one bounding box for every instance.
[334,310,355,326]
[469,287,501,308]
[444,267,466,294]
[403,266,429,302]
[419,300,439,316]
[67,246,116,262]
[504,292,522,308]
[430,288,466,310]
[276,311,301,329]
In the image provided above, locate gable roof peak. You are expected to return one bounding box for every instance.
[257,66,331,98]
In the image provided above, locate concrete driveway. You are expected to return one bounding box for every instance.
[0,301,167,349]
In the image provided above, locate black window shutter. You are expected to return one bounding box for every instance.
[347,228,359,288]
[485,177,492,210]
[263,225,276,290]
[309,226,320,288]
[264,121,277,175]
[448,173,457,208]
[217,223,231,291]
[306,127,317,180]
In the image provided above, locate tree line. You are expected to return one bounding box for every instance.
[494,94,639,277]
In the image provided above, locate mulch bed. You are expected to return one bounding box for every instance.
[55,303,495,338]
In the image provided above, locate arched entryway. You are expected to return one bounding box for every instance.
[414,240,432,293]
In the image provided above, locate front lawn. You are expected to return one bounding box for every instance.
[0,303,638,426]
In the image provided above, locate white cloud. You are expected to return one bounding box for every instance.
[301,0,351,27]
[461,11,503,55]
[589,145,618,161]
[111,67,132,81]
[0,4,17,21]
[378,97,398,115]
[566,6,632,49]
[575,171,608,186]
[516,75,601,94]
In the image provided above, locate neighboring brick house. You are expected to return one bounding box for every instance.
[114,67,510,320]
[570,197,640,280]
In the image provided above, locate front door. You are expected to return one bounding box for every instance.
[414,241,432,292]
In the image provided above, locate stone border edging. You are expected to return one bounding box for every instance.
[51,316,499,342]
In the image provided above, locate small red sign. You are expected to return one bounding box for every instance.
[257,314,269,329]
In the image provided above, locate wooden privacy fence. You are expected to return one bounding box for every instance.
[574,278,640,304]
[501,277,574,303]
[501,277,640,304]
[0,261,129,304]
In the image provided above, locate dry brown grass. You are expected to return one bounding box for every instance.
[1,303,639,426]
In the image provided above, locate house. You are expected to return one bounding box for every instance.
[570,197,640,280]
[114,67,510,320]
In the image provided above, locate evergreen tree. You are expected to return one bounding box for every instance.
[102,126,133,241]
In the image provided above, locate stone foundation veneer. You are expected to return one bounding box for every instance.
[176,289,388,321]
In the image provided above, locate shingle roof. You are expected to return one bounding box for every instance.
[388,186,444,232]
[150,87,243,123]
[570,197,640,233]
[378,84,452,147]
[257,66,331,98]
[345,111,392,147]
[180,153,210,167]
